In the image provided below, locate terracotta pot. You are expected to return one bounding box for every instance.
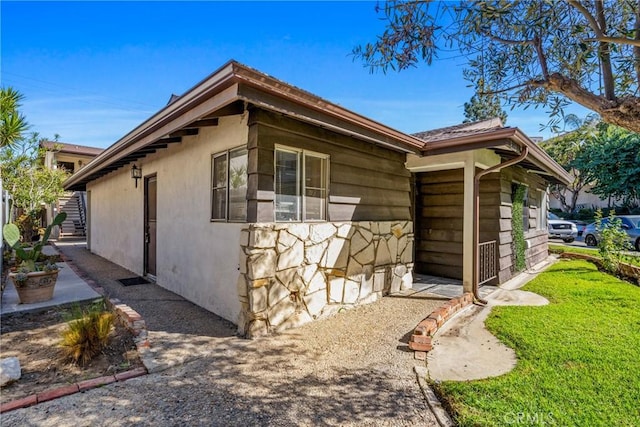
[9,270,59,304]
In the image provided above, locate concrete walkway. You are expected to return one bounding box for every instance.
[426,259,554,381]
[1,246,101,317]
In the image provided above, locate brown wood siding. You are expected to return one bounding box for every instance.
[477,173,503,285]
[496,166,550,283]
[415,163,551,285]
[415,170,464,279]
[246,108,412,222]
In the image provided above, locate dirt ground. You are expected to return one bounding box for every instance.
[0,306,143,404]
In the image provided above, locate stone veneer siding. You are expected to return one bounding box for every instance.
[237,221,414,337]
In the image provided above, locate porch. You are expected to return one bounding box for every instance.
[411,273,498,299]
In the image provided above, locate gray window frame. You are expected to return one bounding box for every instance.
[211,146,248,222]
[274,145,329,223]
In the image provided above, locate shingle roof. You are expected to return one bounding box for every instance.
[412,118,504,143]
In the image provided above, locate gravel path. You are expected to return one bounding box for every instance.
[2,241,442,426]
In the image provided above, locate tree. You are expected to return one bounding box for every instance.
[542,119,640,210]
[0,133,69,232]
[539,114,598,212]
[573,123,640,206]
[1,87,29,148]
[354,1,640,133]
[463,85,508,123]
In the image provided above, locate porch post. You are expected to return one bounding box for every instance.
[462,154,474,293]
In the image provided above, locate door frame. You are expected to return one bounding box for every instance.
[144,174,157,280]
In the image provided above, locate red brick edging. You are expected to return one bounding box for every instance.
[408,292,474,360]
[0,244,154,414]
[54,244,152,350]
[0,367,147,414]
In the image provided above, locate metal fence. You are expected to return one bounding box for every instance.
[479,240,498,285]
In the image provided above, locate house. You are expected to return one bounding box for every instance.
[549,182,626,212]
[64,61,571,337]
[40,141,104,237]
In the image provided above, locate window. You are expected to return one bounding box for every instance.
[57,161,75,173]
[211,147,247,221]
[536,190,548,230]
[275,147,328,222]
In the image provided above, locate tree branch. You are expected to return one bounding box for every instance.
[478,82,532,95]
[583,36,640,47]
[481,31,534,46]
[567,0,603,37]
[635,0,640,87]
[595,0,616,100]
[533,35,550,80]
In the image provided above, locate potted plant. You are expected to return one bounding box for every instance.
[2,212,67,304]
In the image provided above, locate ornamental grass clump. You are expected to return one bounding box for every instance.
[60,303,114,366]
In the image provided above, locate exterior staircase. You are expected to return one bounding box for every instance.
[58,192,86,237]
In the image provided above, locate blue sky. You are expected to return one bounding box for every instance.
[2,1,588,148]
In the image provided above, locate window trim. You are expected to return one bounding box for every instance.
[211,146,248,223]
[536,189,548,231]
[274,145,329,223]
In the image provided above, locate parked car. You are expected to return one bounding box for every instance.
[568,220,588,237]
[548,213,578,243]
[583,215,640,251]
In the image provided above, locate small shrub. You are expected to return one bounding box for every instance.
[595,209,631,274]
[15,213,37,241]
[60,302,114,365]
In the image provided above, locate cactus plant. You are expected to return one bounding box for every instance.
[3,212,67,272]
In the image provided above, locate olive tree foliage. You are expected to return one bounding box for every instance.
[353,1,640,133]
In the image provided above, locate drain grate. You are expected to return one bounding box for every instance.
[117,277,150,287]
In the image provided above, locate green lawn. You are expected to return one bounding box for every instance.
[549,243,640,267]
[433,260,640,427]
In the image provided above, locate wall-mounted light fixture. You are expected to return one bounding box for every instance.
[131,164,142,188]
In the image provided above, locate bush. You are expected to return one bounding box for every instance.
[60,302,114,365]
[595,210,631,274]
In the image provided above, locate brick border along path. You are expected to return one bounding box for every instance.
[1,249,152,414]
[408,292,475,360]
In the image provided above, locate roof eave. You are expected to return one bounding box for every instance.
[232,64,425,153]
[64,61,239,190]
[65,61,426,190]
[421,127,573,186]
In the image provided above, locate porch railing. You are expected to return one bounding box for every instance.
[478,240,498,285]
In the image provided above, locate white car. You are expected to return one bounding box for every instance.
[548,213,578,243]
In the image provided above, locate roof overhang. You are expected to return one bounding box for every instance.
[421,127,572,186]
[64,61,425,191]
[40,141,104,157]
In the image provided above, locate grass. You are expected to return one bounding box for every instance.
[549,243,640,267]
[433,260,640,427]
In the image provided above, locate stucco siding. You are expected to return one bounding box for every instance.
[88,167,144,273]
[87,114,249,323]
